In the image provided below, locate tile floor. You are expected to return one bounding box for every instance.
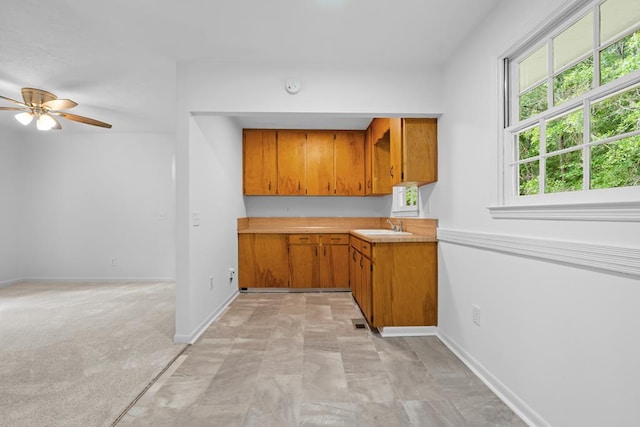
[118,292,526,426]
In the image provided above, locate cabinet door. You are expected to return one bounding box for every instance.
[335,131,365,196]
[371,124,392,195]
[243,130,277,195]
[349,246,361,305]
[277,131,306,195]
[289,243,320,288]
[306,131,334,195]
[364,125,373,195]
[320,244,349,288]
[403,118,438,184]
[361,255,372,324]
[389,118,403,186]
[238,234,289,288]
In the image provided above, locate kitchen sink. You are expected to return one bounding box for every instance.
[353,229,412,235]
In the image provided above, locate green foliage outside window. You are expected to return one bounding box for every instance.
[516,24,640,196]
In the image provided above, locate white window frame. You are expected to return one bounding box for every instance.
[490,0,640,222]
[391,184,419,217]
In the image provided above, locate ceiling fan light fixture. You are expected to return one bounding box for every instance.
[37,113,56,131]
[15,112,34,126]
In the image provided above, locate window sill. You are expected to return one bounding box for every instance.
[487,201,640,222]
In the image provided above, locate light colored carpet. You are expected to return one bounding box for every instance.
[0,281,186,427]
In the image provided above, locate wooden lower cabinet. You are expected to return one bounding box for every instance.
[289,234,349,288]
[238,234,289,288]
[350,236,437,328]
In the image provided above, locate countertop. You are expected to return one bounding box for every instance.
[238,226,437,243]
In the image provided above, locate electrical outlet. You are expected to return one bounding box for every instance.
[209,276,214,290]
[229,267,235,281]
[111,257,117,268]
[472,305,481,326]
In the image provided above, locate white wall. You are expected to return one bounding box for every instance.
[18,132,175,281]
[433,1,640,425]
[245,196,389,218]
[175,61,444,341]
[174,115,247,342]
[0,130,23,285]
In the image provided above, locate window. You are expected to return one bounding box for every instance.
[392,184,419,217]
[498,0,640,218]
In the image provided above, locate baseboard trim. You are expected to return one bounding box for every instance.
[436,330,549,427]
[19,277,176,283]
[174,289,239,344]
[378,326,437,337]
[437,228,640,278]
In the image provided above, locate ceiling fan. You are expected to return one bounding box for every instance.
[0,87,112,130]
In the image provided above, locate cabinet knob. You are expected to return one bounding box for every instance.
[358,182,362,191]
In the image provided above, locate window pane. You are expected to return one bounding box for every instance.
[591,84,640,141]
[547,109,583,153]
[520,83,548,120]
[518,125,540,159]
[520,45,547,91]
[600,30,640,85]
[554,12,593,72]
[591,136,640,189]
[600,0,640,44]
[553,56,593,105]
[546,150,583,193]
[519,161,539,195]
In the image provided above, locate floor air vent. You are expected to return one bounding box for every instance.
[351,318,367,330]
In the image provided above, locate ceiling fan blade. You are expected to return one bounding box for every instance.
[43,98,78,111]
[0,94,28,107]
[22,87,57,106]
[54,112,112,129]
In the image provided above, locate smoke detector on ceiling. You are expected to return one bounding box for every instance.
[285,79,301,95]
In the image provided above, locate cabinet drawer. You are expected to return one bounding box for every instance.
[322,234,349,245]
[360,240,372,258]
[289,234,319,244]
[350,236,362,251]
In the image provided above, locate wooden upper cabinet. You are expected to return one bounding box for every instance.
[404,118,438,185]
[364,126,373,195]
[306,131,335,195]
[277,131,306,195]
[370,117,390,145]
[390,118,438,185]
[367,120,392,195]
[335,131,365,196]
[243,130,277,195]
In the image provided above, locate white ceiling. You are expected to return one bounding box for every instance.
[0,0,500,134]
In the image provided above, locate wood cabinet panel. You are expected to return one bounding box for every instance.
[371,242,437,327]
[243,130,277,195]
[403,118,438,184]
[288,233,350,289]
[364,126,373,195]
[289,244,319,288]
[238,234,289,288]
[370,117,390,144]
[277,131,306,195]
[389,118,403,186]
[306,131,335,195]
[320,244,349,288]
[371,130,392,195]
[335,131,365,195]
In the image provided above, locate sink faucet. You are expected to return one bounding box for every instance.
[386,218,403,232]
